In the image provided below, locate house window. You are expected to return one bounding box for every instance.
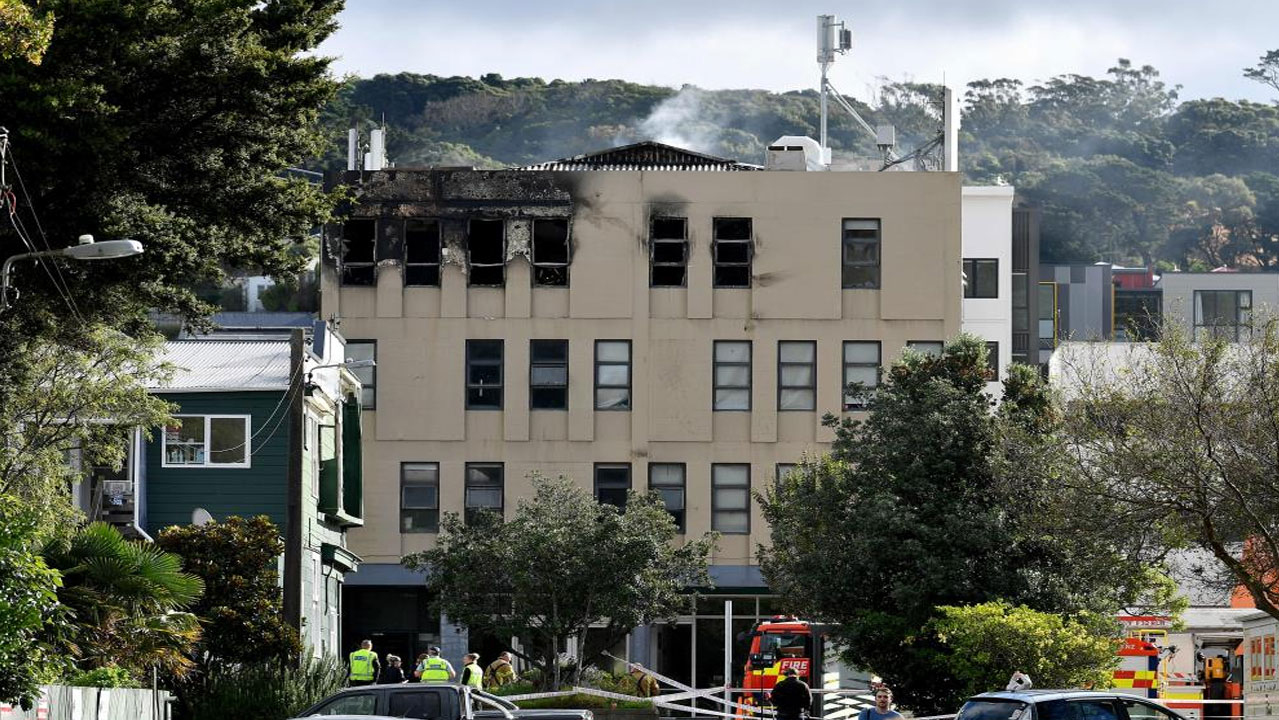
[650,217,688,287]
[341,218,376,286]
[468,219,505,286]
[405,219,441,287]
[778,341,816,411]
[1194,290,1251,341]
[985,342,1000,380]
[464,463,503,524]
[713,217,752,288]
[345,341,376,409]
[594,464,631,509]
[843,341,880,410]
[713,341,751,411]
[712,464,750,534]
[530,339,568,410]
[907,341,944,358]
[841,219,880,289]
[532,219,570,287]
[466,340,503,410]
[648,464,686,532]
[963,258,998,299]
[162,415,251,468]
[775,463,797,485]
[595,340,631,410]
[401,462,439,533]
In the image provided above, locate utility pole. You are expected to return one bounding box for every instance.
[282,328,305,632]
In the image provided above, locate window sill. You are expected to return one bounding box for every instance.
[321,508,364,528]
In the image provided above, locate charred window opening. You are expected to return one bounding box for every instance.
[713,217,752,288]
[405,219,441,287]
[468,219,505,286]
[341,218,376,286]
[650,217,688,288]
[532,219,570,287]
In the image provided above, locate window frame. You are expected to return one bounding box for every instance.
[344,340,377,409]
[531,218,571,287]
[1194,289,1252,341]
[963,258,999,299]
[400,462,440,534]
[466,339,504,411]
[841,218,881,289]
[339,218,377,287]
[775,463,798,485]
[842,341,881,411]
[529,339,569,411]
[712,463,751,535]
[464,462,504,524]
[161,414,252,469]
[712,217,753,288]
[713,340,752,411]
[906,340,944,357]
[777,341,817,411]
[404,218,442,287]
[594,463,632,510]
[648,463,687,533]
[650,216,689,288]
[594,340,632,411]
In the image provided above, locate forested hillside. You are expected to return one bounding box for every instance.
[320,53,1279,269]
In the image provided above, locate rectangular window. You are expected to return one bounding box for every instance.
[1194,290,1252,341]
[843,341,880,410]
[841,219,881,289]
[530,339,568,410]
[985,341,1000,380]
[468,219,505,286]
[713,341,751,411]
[775,463,797,485]
[963,258,998,298]
[466,340,503,410]
[400,462,439,533]
[341,218,376,286]
[907,340,944,357]
[713,217,752,288]
[650,217,688,287]
[712,464,750,534]
[595,464,632,509]
[648,463,686,532]
[162,415,251,468]
[778,341,816,411]
[464,463,503,524]
[344,341,376,409]
[405,219,441,287]
[595,340,631,410]
[532,219,570,287]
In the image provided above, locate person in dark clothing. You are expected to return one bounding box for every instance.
[379,655,407,684]
[770,667,812,720]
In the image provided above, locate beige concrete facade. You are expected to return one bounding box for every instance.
[321,168,963,570]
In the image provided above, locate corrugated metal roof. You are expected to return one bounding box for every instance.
[516,141,762,172]
[153,341,291,392]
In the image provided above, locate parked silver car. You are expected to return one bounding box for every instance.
[958,690,1190,720]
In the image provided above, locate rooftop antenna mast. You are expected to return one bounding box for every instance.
[817,14,901,168]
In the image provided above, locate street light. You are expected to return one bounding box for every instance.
[1,234,144,309]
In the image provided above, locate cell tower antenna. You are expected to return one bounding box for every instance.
[817,15,852,160]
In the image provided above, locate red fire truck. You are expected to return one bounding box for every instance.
[737,616,829,718]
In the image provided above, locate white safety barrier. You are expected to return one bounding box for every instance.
[0,686,170,720]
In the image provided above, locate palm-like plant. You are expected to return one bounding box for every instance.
[42,523,204,678]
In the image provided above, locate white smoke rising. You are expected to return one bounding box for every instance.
[635,87,722,154]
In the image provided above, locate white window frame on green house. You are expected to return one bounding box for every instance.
[162,414,251,468]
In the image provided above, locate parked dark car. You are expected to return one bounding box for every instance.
[292,683,593,720]
[958,690,1190,720]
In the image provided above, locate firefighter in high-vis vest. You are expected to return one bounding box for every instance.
[415,646,455,683]
[461,653,484,689]
[349,639,381,687]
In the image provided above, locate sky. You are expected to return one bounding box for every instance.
[317,1,1279,105]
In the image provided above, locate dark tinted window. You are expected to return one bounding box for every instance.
[1073,701,1120,720]
[958,701,1032,720]
[313,693,378,715]
[388,690,444,720]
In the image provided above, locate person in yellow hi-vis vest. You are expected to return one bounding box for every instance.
[415,646,456,683]
[461,653,484,689]
[349,639,381,687]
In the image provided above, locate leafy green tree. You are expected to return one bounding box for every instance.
[41,522,204,679]
[0,0,54,64]
[404,474,715,690]
[928,602,1119,699]
[157,516,302,670]
[1245,49,1279,97]
[0,497,67,708]
[760,336,1170,713]
[0,328,172,534]
[0,0,342,354]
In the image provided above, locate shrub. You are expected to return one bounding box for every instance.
[177,655,347,720]
[67,666,139,688]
